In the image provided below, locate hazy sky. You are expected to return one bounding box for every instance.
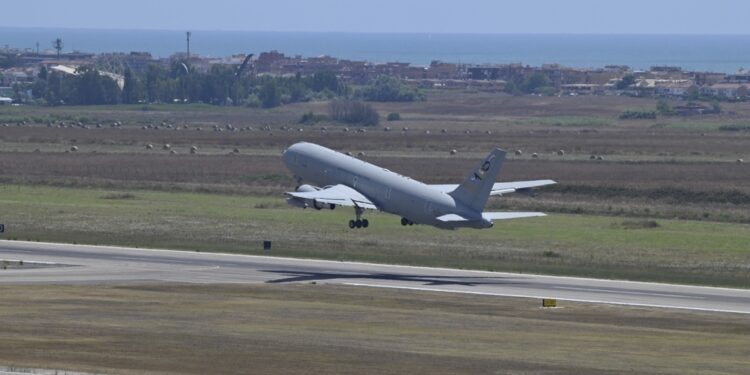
[3,0,749,34]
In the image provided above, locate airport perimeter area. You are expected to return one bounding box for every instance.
[1,93,749,374]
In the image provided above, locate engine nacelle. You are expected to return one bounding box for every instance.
[296,184,319,193]
[286,197,308,209]
[287,184,326,209]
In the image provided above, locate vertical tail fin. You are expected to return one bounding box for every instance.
[449,148,506,213]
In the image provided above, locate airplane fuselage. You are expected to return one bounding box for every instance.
[282,142,489,229]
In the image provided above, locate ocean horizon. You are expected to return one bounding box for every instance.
[2,27,749,74]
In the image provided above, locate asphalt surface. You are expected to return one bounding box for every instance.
[2,240,750,314]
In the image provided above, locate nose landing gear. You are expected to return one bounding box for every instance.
[400,217,414,226]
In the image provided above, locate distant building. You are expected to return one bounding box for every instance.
[702,83,748,98]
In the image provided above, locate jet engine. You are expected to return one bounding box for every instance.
[286,185,334,210]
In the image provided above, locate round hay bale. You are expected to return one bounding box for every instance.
[402,127,409,132]
[737,158,744,163]
[486,130,492,135]
[146,144,154,150]
[590,154,597,160]
[196,127,202,131]
[233,147,240,154]
[450,149,457,155]
[557,149,565,156]
[515,149,523,156]
[343,128,350,132]
[345,151,353,156]
[70,146,78,152]
[357,151,366,157]
[163,144,171,150]
[424,130,430,134]
[170,149,177,154]
[190,146,198,154]
[531,152,539,159]
[596,155,604,161]
[298,128,303,132]
[441,129,448,134]
[464,130,471,134]
[384,126,391,132]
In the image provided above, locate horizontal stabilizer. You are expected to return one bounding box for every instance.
[482,212,546,220]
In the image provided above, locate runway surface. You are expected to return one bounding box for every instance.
[2,240,750,314]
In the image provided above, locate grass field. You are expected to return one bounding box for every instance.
[2,184,750,287]
[1,92,749,374]
[0,283,748,375]
[1,92,749,285]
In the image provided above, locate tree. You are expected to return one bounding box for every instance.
[615,74,636,90]
[122,68,139,104]
[686,85,701,101]
[522,72,552,94]
[258,80,280,108]
[329,100,379,126]
[737,85,748,100]
[0,53,22,68]
[656,99,673,115]
[360,75,423,102]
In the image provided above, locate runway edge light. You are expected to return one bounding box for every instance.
[542,298,557,308]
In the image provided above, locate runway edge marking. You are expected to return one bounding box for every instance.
[341,282,750,315]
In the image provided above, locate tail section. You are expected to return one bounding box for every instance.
[449,148,506,213]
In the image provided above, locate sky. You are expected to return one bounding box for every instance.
[2,0,749,34]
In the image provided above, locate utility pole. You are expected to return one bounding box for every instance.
[36,42,39,54]
[186,31,191,59]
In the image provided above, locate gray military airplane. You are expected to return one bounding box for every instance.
[283,142,555,230]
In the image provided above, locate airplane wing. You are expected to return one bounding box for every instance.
[481,212,546,220]
[437,212,546,223]
[430,179,556,196]
[286,184,378,210]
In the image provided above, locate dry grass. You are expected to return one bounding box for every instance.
[0,283,748,375]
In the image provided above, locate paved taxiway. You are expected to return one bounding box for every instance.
[2,240,750,314]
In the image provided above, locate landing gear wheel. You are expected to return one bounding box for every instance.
[348,220,356,229]
[401,217,408,226]
[362,219,369,228]
[355,219,363,228]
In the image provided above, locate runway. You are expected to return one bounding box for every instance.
[2,240,750,314]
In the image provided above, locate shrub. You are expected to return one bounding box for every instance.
[620,110,657,119]
[298,111,327,124]
[386,112,401,121]
[718,124,750,132]
[329,100,379,126]
[359,76,423,102]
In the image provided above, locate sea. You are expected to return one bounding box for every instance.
[2,27,749,74]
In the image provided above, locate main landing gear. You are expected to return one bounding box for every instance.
[348,206,369,229]
[400,217,414,226]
